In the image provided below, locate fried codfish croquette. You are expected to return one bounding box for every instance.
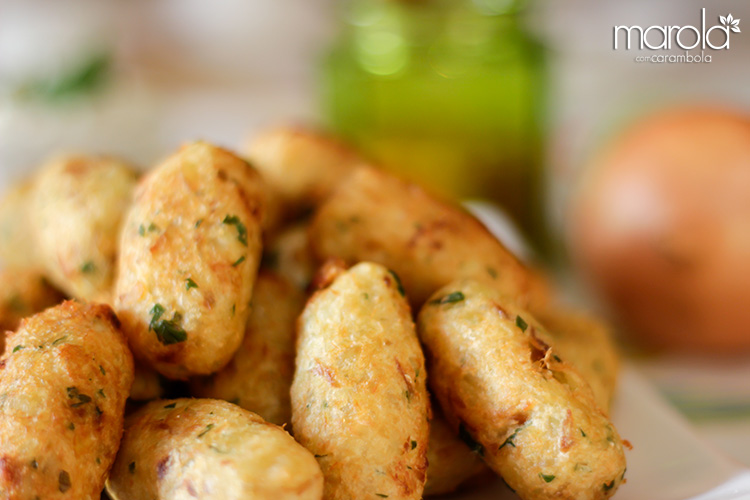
[309,166,548,309]
[30,154,138,301]
[424,408,488,497]
[191,270,305,425]
[115,142,264,379]
[537,309,621,413]
[245,126,366,221]
[291,262,429,500]
[0,269,63,338]
[106,398,324,500]
[0,301,134,499]
[0,179,40,270]
[418,280,627,500]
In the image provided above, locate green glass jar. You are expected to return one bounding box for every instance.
[321,0,547,252]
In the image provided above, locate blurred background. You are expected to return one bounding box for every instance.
[1,0,749,468]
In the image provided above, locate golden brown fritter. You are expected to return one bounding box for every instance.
[291,262,429,500]
[0,269,64,339]
[418,280,627,500]
[106,398,324,500]
[309,166,549,309]
[0,301,133,499]
[30,154,138,301]
[424,407,488,497]
[114,142,264,379]
[537,309,621,414]
[245,126,366,222]
[191,270,305,426]
[0,179,40,270]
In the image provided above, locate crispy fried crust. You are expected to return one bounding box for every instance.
[424,407,488,497]
[0,180,40,270]
[106,398,324,500]
[245,126,366,221]
[309,166,549,309]
[0,301,134,499]
[418,280,627,500]
[537,309,621,414]
[191,270,305,425]
[291,262,429,500]
[30,154,138,301]
[0,269,64,340]
[114,142,263,379]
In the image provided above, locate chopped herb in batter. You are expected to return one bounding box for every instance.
[430,291,465,305]
[223,215,248,246]
[516,315,528,332]
[149,304,187,345]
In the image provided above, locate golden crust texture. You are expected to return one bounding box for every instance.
[245,126,366,221]
[114,142,264,379]
[0,179,40,270]
[309,166,548,309]
[0,300,134,499]
[291,262,429,500]
[418,280,627,500]
[0,269,64,338]
[191,270,305,425]
[424,407,488,497]
[29,154,138,301]
[537,309,621,414]
[106,398,324,500]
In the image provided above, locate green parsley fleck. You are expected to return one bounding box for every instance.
[540,473,555,483]
[51,336,68,347]
[12,345,23,353]
[198,423,215,438]
[430,291,465,305]
[499,427,522,450]
[232,256,246,267]
[80,261,96,274]
[223,215,248,246]
[603,480,615,491]
[163,403,177,409]
[149,304,187,345]
[516,315,528,332]
[375,494,388,498]
[580,429,587,437]
[66,387,92,408]
[458,423,484,456]
[128,461,136,474]
[487,267,498,279]
[67,422,75,430]
[411,440,417,450]
[99,365,106,375]
[186,278,198,290]
[388,270,405,296]
[195,219,203,228]
[314,454,328,458]
[97,389,105,398]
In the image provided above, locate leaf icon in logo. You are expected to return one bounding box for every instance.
[721,14,741,33]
